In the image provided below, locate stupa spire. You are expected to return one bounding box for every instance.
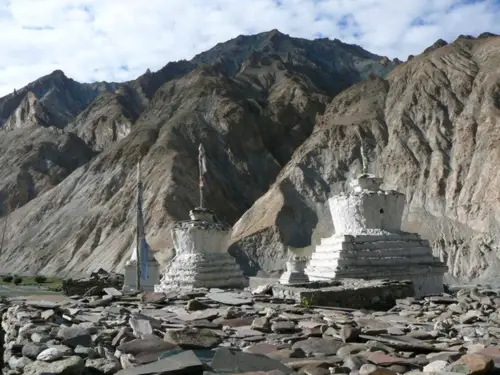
[198,144,208,209]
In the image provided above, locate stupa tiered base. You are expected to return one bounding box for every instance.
[304,174,447,298]
[155,208,247,291]
[305,231,446,297]
[156,253,247,289]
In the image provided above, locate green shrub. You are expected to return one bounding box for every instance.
[2,275,13,283]
[34,275,47,284]
[13,276,22,285]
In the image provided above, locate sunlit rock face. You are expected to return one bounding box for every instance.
[155,208,247,290]
[305,174,447,297]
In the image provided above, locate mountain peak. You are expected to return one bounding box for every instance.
[48,69,67,78]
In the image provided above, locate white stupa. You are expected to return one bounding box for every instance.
[154,144,247,290]
[122,158,160,293]
[123,242,160,293]
[304,143,447,297]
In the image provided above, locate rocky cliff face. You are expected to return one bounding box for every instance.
[0,126,95,216]
[229,33,500,283]
[0,30,497,283]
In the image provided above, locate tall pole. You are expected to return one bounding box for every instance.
[0,201,10,257]
[136,158,142,292]
[358,130,368,175]
[198,144,207,209]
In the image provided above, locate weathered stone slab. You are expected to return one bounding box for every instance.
[164,328,222,349]
[169,307,219,322]
[117,337,178,356]
[272,279,414,310]
[206,291,253,306]
[115,350,202,375]
[291,338,344,356]
[129,318,153,338]
[359,334,440,352]
[211,347,295,374]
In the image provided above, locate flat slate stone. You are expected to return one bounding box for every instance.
[211,347,295,374]
[170,307,219,322]
[206,292,253,306]
[23,356,84,375]
[291,338,344,356]
[117,337,179,356]
[57,326,92,348]
[129,318,153,338]
[25,300,60,309]
[164,328,222,349]
[359,334,439,352]
[115,350,203,375]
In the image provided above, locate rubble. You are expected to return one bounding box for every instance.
[1,285,500,375]
[62,269,124,296]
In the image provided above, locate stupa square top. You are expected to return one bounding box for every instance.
[329,173,405,235]
[171,207,232,255]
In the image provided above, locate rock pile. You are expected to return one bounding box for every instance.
[62,269,124,296]
[1,286,500,375]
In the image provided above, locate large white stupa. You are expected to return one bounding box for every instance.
[304,144,447,297]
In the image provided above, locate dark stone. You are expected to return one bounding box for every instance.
[271,321,297,333]
[164,328,222,349]
[186,299,208,311]
[57,326,92,348]
[141,292,167,304]
[340,325,360,343]
[22,343,48,360]
[211,347,295,374]
[117,337,178,356]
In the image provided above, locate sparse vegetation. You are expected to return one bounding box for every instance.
[0,274,63,290]
[300,295,314,307]
[34,275,47,284]
[2,275,13,283]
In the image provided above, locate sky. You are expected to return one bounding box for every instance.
[0,0,499,96]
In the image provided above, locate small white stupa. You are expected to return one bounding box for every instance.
[279,254,310,285]
[304,139,447,297]
[122,158,160,293]
[155,144,247,290]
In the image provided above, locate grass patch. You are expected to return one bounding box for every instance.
[0,275,63,290]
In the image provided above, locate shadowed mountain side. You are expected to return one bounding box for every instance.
[0,126,95,217]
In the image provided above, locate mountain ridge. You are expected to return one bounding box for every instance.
[0,30,498,283]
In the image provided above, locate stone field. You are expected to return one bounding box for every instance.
[1,285,500,375]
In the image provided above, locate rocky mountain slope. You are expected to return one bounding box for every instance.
[0,30,498,283]
[229,32,500,283]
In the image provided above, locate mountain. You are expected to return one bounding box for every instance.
[1,30,498,284]
[229,32,500,283]
[0,70,121,129]
[0,30,398,276]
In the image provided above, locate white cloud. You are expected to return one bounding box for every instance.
[0,0,499,96]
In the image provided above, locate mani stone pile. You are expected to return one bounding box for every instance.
[2,285,500,375]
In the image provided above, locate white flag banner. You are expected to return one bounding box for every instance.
[198,144,207,188]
